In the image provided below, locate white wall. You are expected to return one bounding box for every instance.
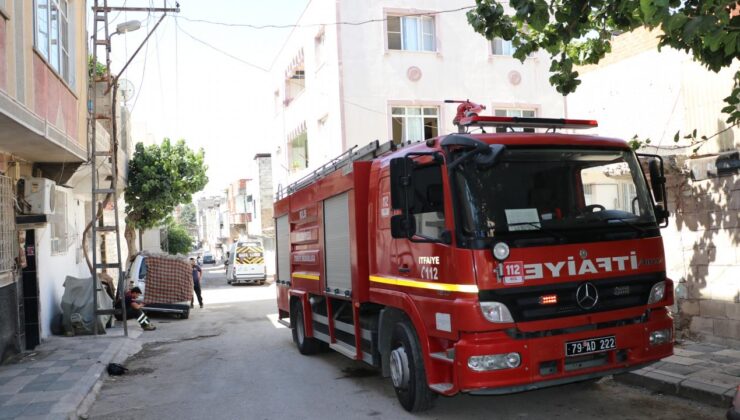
[35,189,91,339]
[270,0,566,191]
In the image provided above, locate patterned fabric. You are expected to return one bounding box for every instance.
[143,256,193,304]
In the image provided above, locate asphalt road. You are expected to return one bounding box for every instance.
[87,264,724,420]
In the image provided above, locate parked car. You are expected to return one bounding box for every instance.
[203,253,215,264]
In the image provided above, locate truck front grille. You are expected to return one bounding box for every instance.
[479,272,664,322]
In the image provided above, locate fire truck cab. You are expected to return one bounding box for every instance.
[274,103,674,411]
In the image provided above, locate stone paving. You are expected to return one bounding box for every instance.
[0,327,140,420]
[616,340,740,407]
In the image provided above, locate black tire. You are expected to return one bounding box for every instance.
[291,301,322,355]
[259,280,266,286]
[390,320,435,412]
[181,309,190,320]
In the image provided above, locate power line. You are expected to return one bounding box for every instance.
[177,6,475,30]
[174,18,270,72]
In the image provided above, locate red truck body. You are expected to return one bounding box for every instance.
[274,114,674,411]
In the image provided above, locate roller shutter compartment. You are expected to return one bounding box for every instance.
[276,215,290,283]
[323,192,352,295]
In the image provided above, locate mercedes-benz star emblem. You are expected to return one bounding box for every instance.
[579,249,588,259]
[576,282,599,310]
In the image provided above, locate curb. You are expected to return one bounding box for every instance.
[615,371,733,408]
[73,332,143,420]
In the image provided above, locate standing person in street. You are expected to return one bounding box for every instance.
[190,257,203,308]
[115,287,156,331]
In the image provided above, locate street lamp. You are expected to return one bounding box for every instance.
[112,20,142,37]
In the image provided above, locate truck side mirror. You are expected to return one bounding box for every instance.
[649,159,665,203]
[390,157,413,210]
[390,214,416,239]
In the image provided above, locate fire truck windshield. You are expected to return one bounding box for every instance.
[452,148,658,243]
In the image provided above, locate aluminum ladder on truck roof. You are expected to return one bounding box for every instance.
[275,140,396,200]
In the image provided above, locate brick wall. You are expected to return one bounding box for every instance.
[579,28,661,75]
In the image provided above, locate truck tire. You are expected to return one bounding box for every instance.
[291,301,322,355]
[390,319,435,412]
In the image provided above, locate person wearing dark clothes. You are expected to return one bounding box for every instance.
[190,258,203,308]
[115,287,156,331]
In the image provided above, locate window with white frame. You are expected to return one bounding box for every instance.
[35,0,73,85]
[387,15,435,52]
[494,108,536,132]
[491,37,516,56]
[391,106,439,143]
[51,189,68,255]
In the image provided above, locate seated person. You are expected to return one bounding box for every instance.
[115,287,156,331]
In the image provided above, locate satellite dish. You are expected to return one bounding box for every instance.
[118,79,135,103]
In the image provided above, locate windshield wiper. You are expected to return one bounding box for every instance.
[503,222,565,241]
[603,216,648,234]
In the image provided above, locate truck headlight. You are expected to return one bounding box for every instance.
[647,281,665,304]
[480,302,514,323]
[649,328,672,345]
[468,352,521,372]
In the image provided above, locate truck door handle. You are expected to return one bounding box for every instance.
[398,265,410,273]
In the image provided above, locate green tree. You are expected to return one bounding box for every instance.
[124,139,208,259]
[467,0,740,147]
[165,223,194,255]
[178,202,198,230]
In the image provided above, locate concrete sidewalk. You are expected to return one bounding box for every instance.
[0,326,141,420]
[616,339,740,408]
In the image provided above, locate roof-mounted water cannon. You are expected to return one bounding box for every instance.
[445,99,487,127]
[446,99,598,133]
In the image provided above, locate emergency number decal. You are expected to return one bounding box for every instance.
[380,194,391,218]
[419,256,440,280]
[502,261,525,284]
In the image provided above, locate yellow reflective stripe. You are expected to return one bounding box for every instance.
[292,272,320,281]
[369,275,478,294]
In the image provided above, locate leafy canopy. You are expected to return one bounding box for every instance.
[125,138,208,229]
[178,202,198,229]
[166,223,194,255]
[467,0,740,127]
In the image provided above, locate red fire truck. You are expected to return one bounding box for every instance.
[274,101,674,411]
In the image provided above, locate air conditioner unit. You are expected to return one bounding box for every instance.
[23,177,56,214]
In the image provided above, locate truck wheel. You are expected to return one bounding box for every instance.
[390,320,435,412]
[291,301,321,355]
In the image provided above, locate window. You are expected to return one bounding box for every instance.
[494,108,536,133]
[50,189,68,255]
[491,37,515,56]
[289,130,309,172]
[35,0,73,85]
[409,164,446,240]
[387,15,435,52]
[391,106,439,143]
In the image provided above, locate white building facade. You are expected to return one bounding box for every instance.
[270,0,566,190]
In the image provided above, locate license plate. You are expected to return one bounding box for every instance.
[565,336,616,357]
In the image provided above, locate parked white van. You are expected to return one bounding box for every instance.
[226,241,266,285]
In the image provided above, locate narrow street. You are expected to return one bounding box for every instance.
[86,265,724,420]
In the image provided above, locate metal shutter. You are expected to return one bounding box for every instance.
[324,192,352,293]
[276,215,290,282]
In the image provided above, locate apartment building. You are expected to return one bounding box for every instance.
[0,1,128,360]
[270,0,566,191]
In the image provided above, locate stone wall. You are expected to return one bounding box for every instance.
[664,158,740,346]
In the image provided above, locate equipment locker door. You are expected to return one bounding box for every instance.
[323,192,352,296]
[276,215,290,312]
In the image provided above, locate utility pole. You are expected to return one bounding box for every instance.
[88,1,180,336]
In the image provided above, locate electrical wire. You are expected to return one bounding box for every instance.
[177,6,475,29]
[174,18,270,72]
[128,14,152,114]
